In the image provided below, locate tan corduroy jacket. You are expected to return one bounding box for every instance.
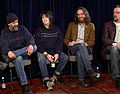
[64,22,95,54]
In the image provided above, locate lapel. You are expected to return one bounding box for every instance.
[84,24,88,40]
[73,23,78,40]
[75,24,78,37]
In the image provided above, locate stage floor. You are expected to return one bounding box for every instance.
[0,74,120,94]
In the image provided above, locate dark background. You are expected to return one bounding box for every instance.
[0,0,120,76]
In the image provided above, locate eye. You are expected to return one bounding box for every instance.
[114,11,120,14]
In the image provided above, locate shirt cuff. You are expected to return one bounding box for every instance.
[112,43,117,46]
[84,43,88,46]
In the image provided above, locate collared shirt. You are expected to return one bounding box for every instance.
[76,24,85,42]
[112,22,120,46]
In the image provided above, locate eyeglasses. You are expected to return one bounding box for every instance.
[113,11,120,14]
[77,13,84,16]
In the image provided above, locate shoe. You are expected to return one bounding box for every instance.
[78,80,88,88]
[50,75,57,86]
[22,84,32,94]
[43,80,53,91]
[0,62,8,71]
[116,79,120,89]
[115,77,120,89]
[87,69,97,79]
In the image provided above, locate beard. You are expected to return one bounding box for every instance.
[9,25,18,31]
[113,16,118,22]
[77,17,85,23]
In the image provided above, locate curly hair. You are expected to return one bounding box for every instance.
[40,10,54,29]
[74,7,91,24]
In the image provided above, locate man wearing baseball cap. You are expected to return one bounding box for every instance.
[0,13,37,94]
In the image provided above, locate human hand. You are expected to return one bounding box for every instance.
[8,51,16,59]
[68,41,76,46]
[54,54,59,62]
[26,45,33,56]
[46,54,54,62]
[116,44,120,50]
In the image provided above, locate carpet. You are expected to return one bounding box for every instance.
[0,74,120,94]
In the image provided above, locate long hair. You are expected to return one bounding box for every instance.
[74,7,91,24]
[40,10,54,29]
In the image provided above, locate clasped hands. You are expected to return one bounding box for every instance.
[46,54,59,63]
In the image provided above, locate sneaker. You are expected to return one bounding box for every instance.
[43,80,53,91]
[50,75,57,86]
[22,84,32,94]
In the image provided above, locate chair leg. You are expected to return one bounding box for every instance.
[29,65,33,86]
[71,62,73,81]
[108,61,110,80]
[59,72,64,83]
[10,68,13,90]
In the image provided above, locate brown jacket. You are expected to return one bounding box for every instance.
[64,22,95,54]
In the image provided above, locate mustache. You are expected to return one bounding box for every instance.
[78,17,84,19]
[113,15,117,18]
[14,25,18,27]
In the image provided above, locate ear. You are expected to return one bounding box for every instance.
[8,24,10,26]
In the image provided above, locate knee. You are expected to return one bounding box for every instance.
[110,46,119,53]
[37,52,46,63]
[15,56,23,61]
[59,52,68,62]
[33,45,37,52]
[64,54,68,61]
[79,43,86,47]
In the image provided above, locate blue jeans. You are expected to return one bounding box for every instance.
[37,52,68,78]
[12,45,37,85]
[70,43,92,80]
[107,46,120,80]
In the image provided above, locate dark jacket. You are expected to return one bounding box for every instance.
[0,25,35,55]
[101,20,116,59]
[35,25,63,55]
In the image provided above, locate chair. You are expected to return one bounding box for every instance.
[68,54,93,80]
[9,59,33,90]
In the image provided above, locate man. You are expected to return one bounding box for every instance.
[0,13,37,94]
[102,5,120,89]
[64,7,96,88]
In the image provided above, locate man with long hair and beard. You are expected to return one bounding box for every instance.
[64,7,96,88]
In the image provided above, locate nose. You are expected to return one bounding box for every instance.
[113,13,117,17]
[14,22,18,26]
